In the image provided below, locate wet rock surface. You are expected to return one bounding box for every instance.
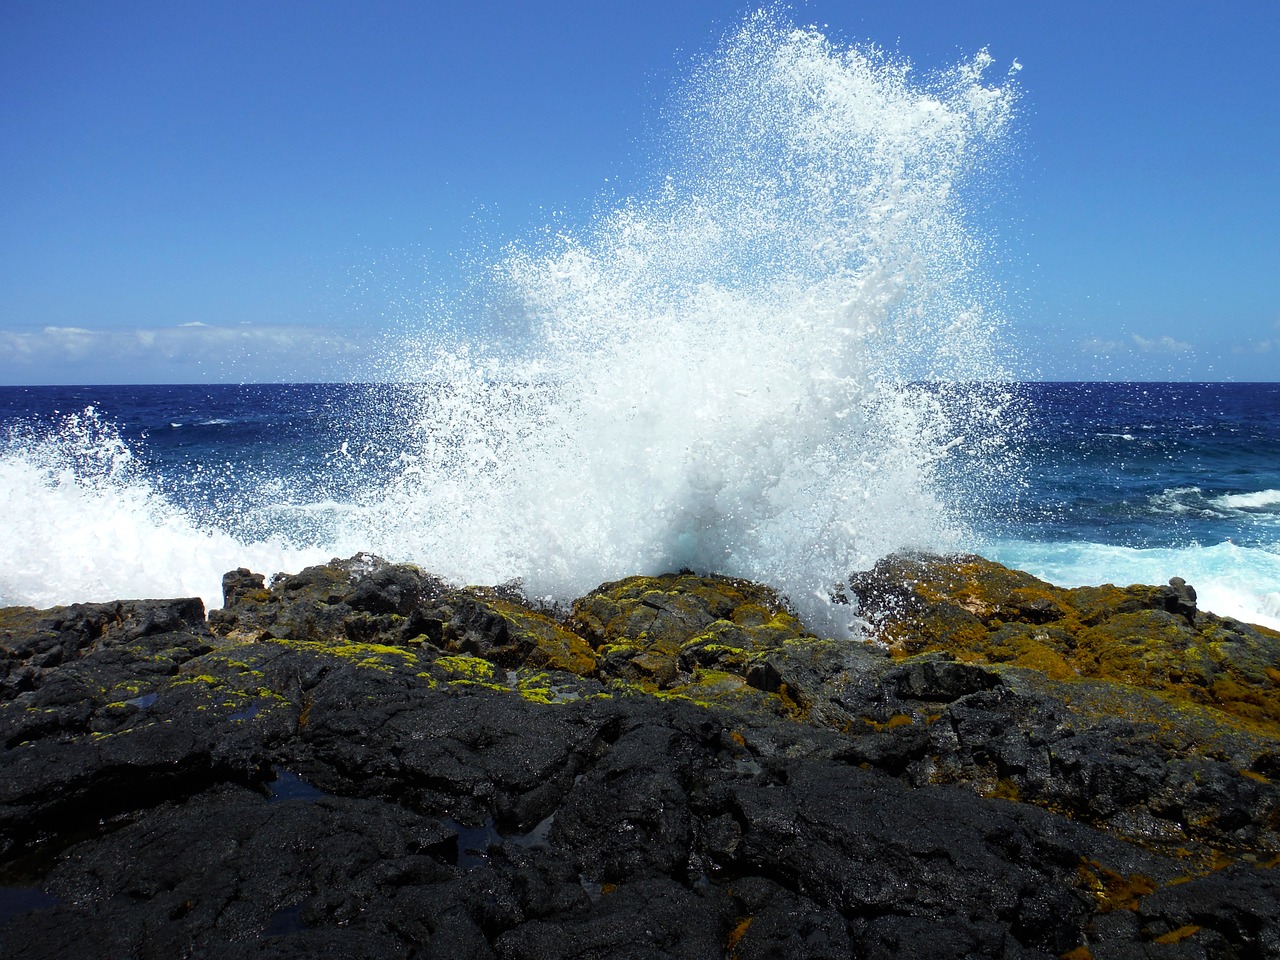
[2,553,1278,958]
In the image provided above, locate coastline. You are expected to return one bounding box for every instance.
[2,551,1278,957]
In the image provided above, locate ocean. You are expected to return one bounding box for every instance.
[2,16,1277,633]
[2,381,1277,632]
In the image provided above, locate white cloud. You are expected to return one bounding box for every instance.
[39,326,99,359]
[1234,317,1280,354]
[1131,334,1193,353]
[1081,333,1195,356]
[0,322,379,383]
[1234,338,1274,355]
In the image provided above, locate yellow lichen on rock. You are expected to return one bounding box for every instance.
[433,654,498,684]
[1076,860,1158,913]
[852,553,1280,737]
[478,594,598,676]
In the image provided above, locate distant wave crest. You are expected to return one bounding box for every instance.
[1210,489,1280,513]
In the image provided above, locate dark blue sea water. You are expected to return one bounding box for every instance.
[2,382,1277,630]
[986,381,1280,547]
[977,382,1280,629]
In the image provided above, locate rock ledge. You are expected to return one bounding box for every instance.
[1,553,1277,959]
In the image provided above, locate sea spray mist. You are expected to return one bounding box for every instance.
[0,12,1022,634]
[342,12,1022,636]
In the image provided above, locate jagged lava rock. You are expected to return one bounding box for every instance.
[850,552,1280,734]
[0,553,1277,959]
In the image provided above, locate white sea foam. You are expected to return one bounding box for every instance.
[1211,489,1280,513]
[1148,486,1210,516]
[984,538,1280,631]
[1149,486,1280,521]
[346,12,1020,635]
[0,409,327,611]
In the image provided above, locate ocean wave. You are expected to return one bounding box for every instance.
[1146,485,1280,522]
[1210,489,1280,513]
[0,408,328,611]
[1147,486,1218,517]
[351,14,1020,636]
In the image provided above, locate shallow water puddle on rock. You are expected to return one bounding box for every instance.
[441,817,499,869]
[0,886,60,925]
[266,766,329,803]
[262,903,308,937]
[511,812,555,850]
[439,813,555,869]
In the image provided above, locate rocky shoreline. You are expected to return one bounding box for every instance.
[1,553,1278,959]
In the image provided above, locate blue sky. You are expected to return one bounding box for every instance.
[1,0,1277,384]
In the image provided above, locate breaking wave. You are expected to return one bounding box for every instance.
[0,12,1021,636]
[0,408,326,609]
[346,12,1021,634]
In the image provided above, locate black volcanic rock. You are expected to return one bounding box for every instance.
[1,553,1278,958]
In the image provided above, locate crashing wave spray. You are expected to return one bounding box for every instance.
[0,408,328,608]
[352,12,1020,635]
